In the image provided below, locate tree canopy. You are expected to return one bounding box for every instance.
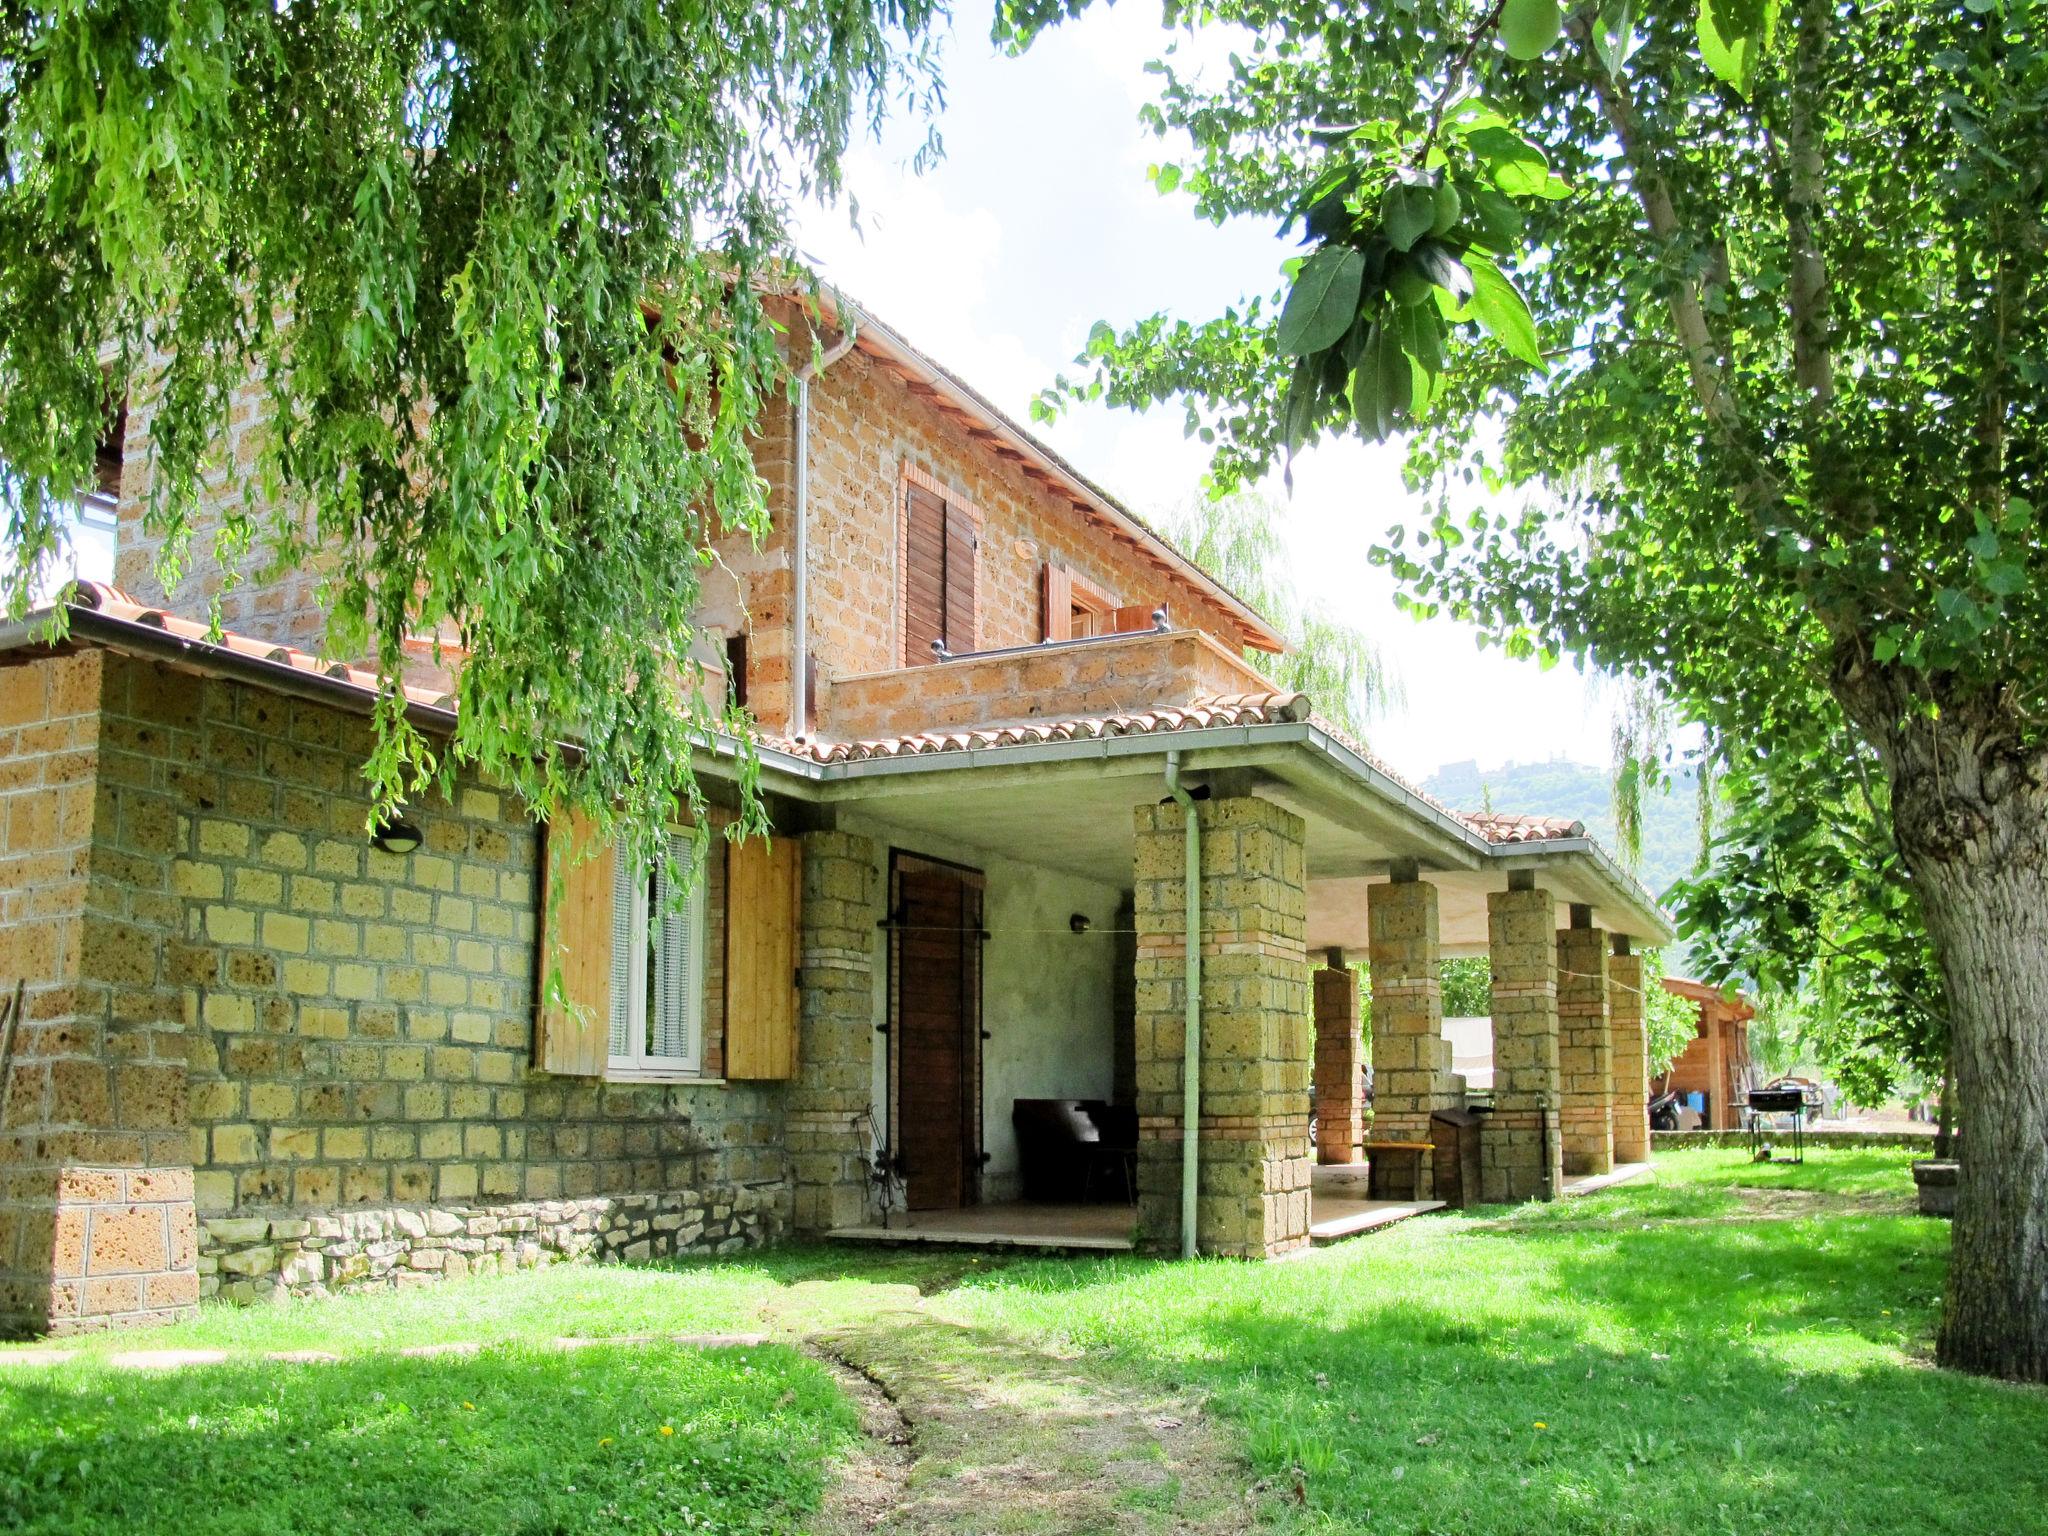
[1,0,939,872]
[1001,0,2048,1380]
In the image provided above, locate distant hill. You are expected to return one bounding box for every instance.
[1423,758,1701,957]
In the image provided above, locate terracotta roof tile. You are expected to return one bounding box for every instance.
[766,690,1314,765]
[63,582,455,711]
[1458,811,1588,844]
[50,586,1598,856]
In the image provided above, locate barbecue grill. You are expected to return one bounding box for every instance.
[1746,1086,1809,1162]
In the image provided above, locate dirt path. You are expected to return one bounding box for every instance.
[761,1281,1261,1536]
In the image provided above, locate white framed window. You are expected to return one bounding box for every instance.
[606,832,705,1078]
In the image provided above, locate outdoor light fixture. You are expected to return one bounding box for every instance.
[370,813,424,856]
[1069,913,1092,934]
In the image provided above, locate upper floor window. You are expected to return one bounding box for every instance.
[607,832,704,1077]
[901,468,978,665]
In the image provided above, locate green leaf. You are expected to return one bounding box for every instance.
[1592,0,1638,77]
[1153,163,1182,194]
[1275,245,1367,358]
[1697,0,1779,97]
[1381,184,1437,252]
[1467,127,1553,198]
[1458,255,1545,369]
[1983,561,2027,597]
[1872,632,1900,663]
[1499,0,1564,60]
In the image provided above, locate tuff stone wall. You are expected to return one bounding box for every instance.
[0,650,199,1333]
[818,627,1276,741]
[1133,795,1311,1258]
[1484,884,1562,1203]
[785,831,881,1234]
[1366,877,1456,1158]
[199,1188,779,1302]
[1312,965,1362,1166]
[796,345,1256,703]
[1608,945,1650,1164]
[111,326,1261,744]
[1556,924,1613,1177]
[5,651,793,1329]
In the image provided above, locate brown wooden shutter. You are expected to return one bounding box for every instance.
[724,835,802,1080]
[943,500,977,654]
[903,485,948,666]
[536,811,613,1076]
[1109,603,1158,634]
[1041,564,1073,642]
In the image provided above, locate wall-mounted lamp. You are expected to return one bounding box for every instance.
[1069,913,1092,934]
[370,813,424,856]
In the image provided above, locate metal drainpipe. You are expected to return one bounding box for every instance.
[790,314,858,742]
[1164,751,1201,1259]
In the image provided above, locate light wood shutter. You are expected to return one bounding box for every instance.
[904,485,948,665]
[724,835,802,1079]
[1041,564,1073,642]
[537,811,614,1076]
[943,500,977,654]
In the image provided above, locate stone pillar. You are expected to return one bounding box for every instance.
[1313,961,1362,1165]
[1608,939,1650,1164]
[1556,913,1613,1177]
[1133,795,1310,1259]
[0,651,198,1336]
[1484,878,1562,1203]
[787,830,881,1234]
[1366,875,1455,1156]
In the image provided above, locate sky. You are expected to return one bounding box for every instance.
[791,0,1621,784]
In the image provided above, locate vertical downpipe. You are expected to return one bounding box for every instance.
[790,310,857,742]
[1164,752,1201,1259]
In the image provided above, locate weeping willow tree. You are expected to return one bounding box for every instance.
[1161,493,1400,735]
[1,0,941,875]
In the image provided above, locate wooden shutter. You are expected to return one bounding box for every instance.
[943,500,977,654]
[724,835,802,1079]
[904,485,948,666]
[1109,603,1158,634]
[1041,564,1073,642]
[536,811,613,1076]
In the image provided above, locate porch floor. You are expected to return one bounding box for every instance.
[829,1202,1138,1252]
[1561,1161,1654,1198]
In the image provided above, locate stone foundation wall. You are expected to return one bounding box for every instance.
[198,1186,782,1302]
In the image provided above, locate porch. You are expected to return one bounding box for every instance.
[772,685,1672,1259]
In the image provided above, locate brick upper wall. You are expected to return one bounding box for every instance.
[105,312,1274,743]
[798,345,1253,699]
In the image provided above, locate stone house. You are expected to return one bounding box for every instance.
[0,292,1669,1335]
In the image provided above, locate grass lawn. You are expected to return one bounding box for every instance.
[4,1149,2045,1534]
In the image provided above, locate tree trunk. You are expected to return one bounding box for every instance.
[1872,700,2048,1382]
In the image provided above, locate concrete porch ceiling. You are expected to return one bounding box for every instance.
[779,721,1672,952]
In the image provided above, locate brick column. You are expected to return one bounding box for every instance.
[0,652,198,1336]
[1133,796,1310,1259]
[1313,962,1362,1165]
[787,830,880,1234]
[1484,878,1562,1203]
[1608,939,1650,1164]
[1366,875,1456,1179]
[1556,914,1613,1177]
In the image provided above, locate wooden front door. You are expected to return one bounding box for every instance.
[890,855,984,1211]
